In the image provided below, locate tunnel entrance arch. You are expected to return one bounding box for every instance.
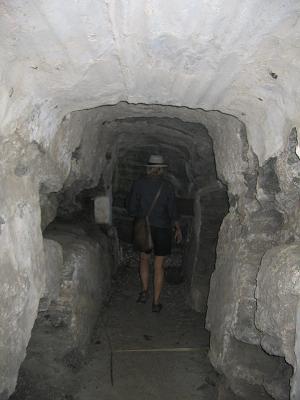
[40,102,297,399]
[4,102,295,400]
[45,102,244,313]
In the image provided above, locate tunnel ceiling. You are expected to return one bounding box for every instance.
[49,102,247,222]
[108,117,217,192]
[109,117,217,204]
[1,0,300,164]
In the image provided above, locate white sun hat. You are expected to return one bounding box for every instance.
[145,155,168,167]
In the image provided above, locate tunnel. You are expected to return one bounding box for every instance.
[1,2,300,400]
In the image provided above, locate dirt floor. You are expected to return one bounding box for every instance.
[11,246,219,400]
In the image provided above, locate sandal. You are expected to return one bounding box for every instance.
[152,303,163,313]
[136,290,149,304]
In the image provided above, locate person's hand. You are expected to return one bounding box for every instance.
[174,225,183,244]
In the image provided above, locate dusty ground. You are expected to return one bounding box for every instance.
[11,245,219,400]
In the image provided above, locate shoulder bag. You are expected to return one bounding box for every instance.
[133,184,163,252]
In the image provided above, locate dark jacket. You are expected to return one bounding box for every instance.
[127,175,178,228]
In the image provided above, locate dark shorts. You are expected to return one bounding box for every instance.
[147,226,172,256]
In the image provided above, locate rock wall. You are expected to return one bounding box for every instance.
[44,224,113,348]
[186,182,229,313]
[39,239,63,312]
[9,224,113,399]
[0,174,44,398]
[207,128,300,399]
[256,244,300,399]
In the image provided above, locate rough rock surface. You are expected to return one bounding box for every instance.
[0,176,45,398]
[256,244,300,399]
[39,239,63,312]
[1,1,300,163]
[1,2,300,398]
[256,244,300,365]
[186,183,228,312]
[207,213,293,398]
[206,135,294,399]
[44,223,113,347]
[40,194,59,231]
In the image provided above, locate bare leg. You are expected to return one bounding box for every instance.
[153,256,165,304]
[139,252,150,292]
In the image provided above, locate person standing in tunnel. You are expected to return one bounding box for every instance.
[127,155,182,313]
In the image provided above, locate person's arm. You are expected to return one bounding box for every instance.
[167,185,183,243]
[174,221,183,243]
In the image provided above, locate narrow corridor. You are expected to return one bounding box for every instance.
[74,244,218,400]
[11,238,221,400]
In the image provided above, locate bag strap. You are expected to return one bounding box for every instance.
[146,184,163,217]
